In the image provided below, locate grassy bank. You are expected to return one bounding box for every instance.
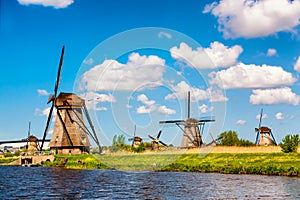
[43,152,300,177]
[0,155,19,165]
[160,153,300,176]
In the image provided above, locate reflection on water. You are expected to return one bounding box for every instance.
[0,166,299,199]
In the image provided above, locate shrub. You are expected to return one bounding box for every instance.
[217,130,239,146]
[279,134,300,153]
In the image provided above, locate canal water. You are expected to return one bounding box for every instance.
[0,166,299,199]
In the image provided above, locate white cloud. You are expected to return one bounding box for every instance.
[199,104,214,114]
[267,48,277,57]
[81,53,165,91]
[209,63,296,89]
[96,107,108,111]
[158,31,172,39]
[18,0,74,9]
[83,58,94,65]
[294,56,300,72]
[256,113,268,120]
[158,105,176,115]
[204,0,300,38]
[170,42,242,69]
[37,89,49,96]
[275,112,284,120]
[165,81,227,102]
[80,92,116,110]
[137,94,155,106]
[250,87,300,105]
[235,120,246,125]
[136,105,156,114]
[136,94,156,114]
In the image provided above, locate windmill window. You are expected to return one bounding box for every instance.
[55,136,59,142]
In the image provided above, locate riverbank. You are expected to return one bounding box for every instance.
[41,150,300,177]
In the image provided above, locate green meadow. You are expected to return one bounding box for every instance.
[43,152,300,177]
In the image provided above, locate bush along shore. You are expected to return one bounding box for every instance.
[40,152,300,177]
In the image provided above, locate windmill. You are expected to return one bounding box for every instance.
[160,91,215,148]
[148,130,168,150]
[255,109,277,145]
[26,122,37,151]
[40,46,102,154]
[128,125,143,148]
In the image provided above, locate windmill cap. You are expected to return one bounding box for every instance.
[55,92,85,108]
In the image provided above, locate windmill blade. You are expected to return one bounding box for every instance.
[148,135,156,141]
[160,120,185,124]
[159,140,168,146]
[187,91,190,119]
[270,131,277,145]
[40,103,55,151]
[255,131,260,145]
[28,121,31,137]
[128,138,134,141]
[54,45,65,97]
[134,125,136,137]
[157,130,162,139]
[258,108,263,128]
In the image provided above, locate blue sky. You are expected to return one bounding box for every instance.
[1,0,300,147]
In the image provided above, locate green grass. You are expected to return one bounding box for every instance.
[160,153,300,176]
[42,153,300,177]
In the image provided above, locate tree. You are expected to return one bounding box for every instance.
[217,130,240,146]
[110,134,126,152]
[217,130,255,146]
[279,134,300,153]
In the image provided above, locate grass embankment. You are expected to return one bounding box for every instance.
[160,153,300,176]
[0,155,18,165]
[43,151,300,177]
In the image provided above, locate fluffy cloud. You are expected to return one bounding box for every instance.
[235,120,246,125]
[204,0,300,38]
[136,105,156,114]
[80,92,116,110]
[199,104,214,114]
[275,112,284,120]
[170,42,242,69]
[209,63,296,89]
[294,56,300,72]
[37,89,49,96]
[136,94,156,114]
[81,53,165,91]
[267,48,277,57]
[256,113,268,120]
[250,87,300,105]
[18,0,74,9]
[83,58,94,65]
[158,106,176,115]
[137,94,155,106]
[158,31,172,39]
[165,81,228,102]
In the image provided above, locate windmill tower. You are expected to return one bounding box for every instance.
[128,125,143,148]
[148,130,168,150]
[26,122,39,151]
[160,91,215,148]
[40,46,102,154]
[255,109,277,146]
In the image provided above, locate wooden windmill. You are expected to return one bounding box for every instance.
[26,122,39,151]
[128,125,143,148]
[40,46,102,154]
[148,130,168,150]
[255,109,277,146]
[160,91,215,148]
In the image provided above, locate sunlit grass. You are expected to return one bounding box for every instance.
[43,151,300,177]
